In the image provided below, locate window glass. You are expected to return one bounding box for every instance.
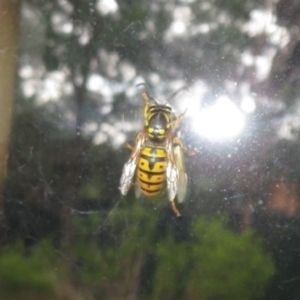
[1,0,299,299]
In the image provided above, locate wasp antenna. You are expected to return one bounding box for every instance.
[167,86,190,103]
[136,82,153,95]
[151,97,160,105]
[136,82,160,104]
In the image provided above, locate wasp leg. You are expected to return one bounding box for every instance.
[126,132,144,152]
[171,200,181,217]
[141,92,150,120]
[173,136,198,156]
[172,108,187,128]
[126,143,134,150]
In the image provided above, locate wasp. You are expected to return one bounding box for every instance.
[119,84,196,217]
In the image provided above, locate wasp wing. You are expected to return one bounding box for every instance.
[165,134,179,202]
[119,157,138,196]
[119,132,145,196]
[166,159,179,202]
[174,144,187,203]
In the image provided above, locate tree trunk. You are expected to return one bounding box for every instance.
[0,0,20,241]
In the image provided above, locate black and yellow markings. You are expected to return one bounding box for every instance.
[149,106,172,114]
[148,127,166,137]
[137,146,167,196]
[149,112,170,121]
[147,115,169,139]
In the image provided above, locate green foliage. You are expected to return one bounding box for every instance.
[153,217,274,300]
[151,239,190,300]
[0,208,274,300]
[70,204,158,298]
[0,240,67,298]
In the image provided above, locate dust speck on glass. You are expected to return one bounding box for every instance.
[1,0,299,299]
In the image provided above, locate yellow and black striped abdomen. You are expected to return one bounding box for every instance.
[137,146,167,197]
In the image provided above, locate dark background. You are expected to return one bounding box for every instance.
[1,0,300,299]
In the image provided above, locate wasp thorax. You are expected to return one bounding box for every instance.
[147,112,169,140]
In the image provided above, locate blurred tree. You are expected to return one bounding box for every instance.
[254,210,300,300]
[0,240,70,300]
[10,0,290,223]
[4,0,300,299]
[8,0,271,240]
[70,204,157,300]
[0,208,274,300]
[0,0,20,241]
[152,217,274,300]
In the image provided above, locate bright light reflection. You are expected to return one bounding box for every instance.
[241,97,256,113]
[194,96,245,140]
[244,9,290,48]
[51,13,73,35]
[87,74,104,92]
[96,0,118,15]
[171,21,186,35]
[87,74,112,101]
